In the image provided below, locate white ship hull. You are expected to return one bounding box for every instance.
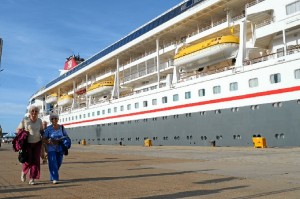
[27,0,300,147]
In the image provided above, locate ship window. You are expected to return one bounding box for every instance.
[152,99,157,105]
[294,69,300,79]
[120,105,124,111]
[72,116,74,120]
[83,114,86,118]
[92,112,95,117]
[88,113,90,117]
[97,111,100,115]
[162,96,168,104]
[276,47,284,58]
[270,73,281,84]
[213,86,221,94]
[229,82,238,91]
[173,94,179,101]
[102,110,105,115]
[286,1,300,15]
[185,91,191,99]
[76,116,78,120]
[79,115,81,119]
[127,104,131,110]
[249,78,258,88]
[108,108,111,114]
[198,89,205,97]
[135,102,139,109]
[143,101,148,107]
[114,107,117,112]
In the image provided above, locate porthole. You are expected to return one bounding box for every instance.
[215,109,221,114]
[200,136,207,140]
[200,111,206,115]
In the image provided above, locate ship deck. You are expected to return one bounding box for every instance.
[1,143,300,198]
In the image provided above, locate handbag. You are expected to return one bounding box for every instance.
[18,150,28,163]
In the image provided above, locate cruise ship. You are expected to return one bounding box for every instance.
[28,0,300,147]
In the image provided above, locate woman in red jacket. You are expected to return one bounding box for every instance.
[16,105,43,185]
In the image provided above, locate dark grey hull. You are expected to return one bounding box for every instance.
[67,99,300,147]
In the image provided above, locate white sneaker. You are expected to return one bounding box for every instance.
[21,172,26,182]
[28,179,36,185]
[53,180,58,184]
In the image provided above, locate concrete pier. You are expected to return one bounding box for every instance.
[1,143,300,198]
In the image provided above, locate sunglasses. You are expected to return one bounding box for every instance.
[31,110,39,113]
[51,118,59,120]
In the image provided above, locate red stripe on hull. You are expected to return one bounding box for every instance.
[63,85,300,126]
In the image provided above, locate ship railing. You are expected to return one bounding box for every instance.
[94,68,116,81]
[287,45,300,55]
[243,47,300,66]
[232,14,245,22]
[121,61,172,84]
[213,18,227,27]
[246,0,266,8]
[244,53,276,65]
[255,18,273,29]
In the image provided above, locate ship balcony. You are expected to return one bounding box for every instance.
[120,62,173,87]
[246,0,270,18]
[243,45,300,66]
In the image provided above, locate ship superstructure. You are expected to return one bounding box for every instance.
[28,0,300,147]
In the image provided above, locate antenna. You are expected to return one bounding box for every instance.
[0,38,3,72]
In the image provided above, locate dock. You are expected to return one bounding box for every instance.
[1,143,300,198]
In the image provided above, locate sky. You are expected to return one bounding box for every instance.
[0,0,183,133]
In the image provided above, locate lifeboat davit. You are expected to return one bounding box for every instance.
[57,95,73,106]
[86,80,114,97]
[174,35,239,72]
[45,93,58,104]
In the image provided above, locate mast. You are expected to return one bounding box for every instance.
[0,38,3,72]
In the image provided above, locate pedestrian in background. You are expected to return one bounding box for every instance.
[40,121,48,164]
[16,105,43,185]
[43,113,68,184]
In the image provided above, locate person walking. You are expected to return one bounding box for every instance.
[41,121,48,164]
[16,105,43,185]
[43,113,68,184]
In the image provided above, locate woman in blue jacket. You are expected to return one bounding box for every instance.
[43,113,69,184]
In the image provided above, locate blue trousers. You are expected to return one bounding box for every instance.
[47,151,64,181]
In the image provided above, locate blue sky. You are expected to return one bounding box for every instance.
[0,0,183,133]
